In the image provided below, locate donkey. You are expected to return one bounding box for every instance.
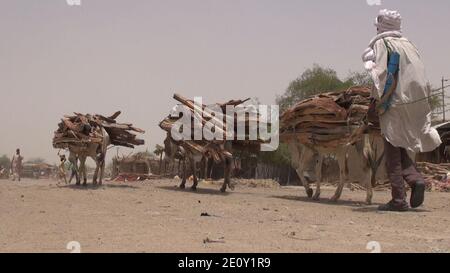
[285,134,385,205]
[68,127,111,186]
[163,134,233,192]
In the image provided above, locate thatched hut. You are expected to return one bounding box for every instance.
[22,163,56,179]
[111,152,154,178]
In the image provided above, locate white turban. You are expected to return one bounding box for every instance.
[375,9,402,34]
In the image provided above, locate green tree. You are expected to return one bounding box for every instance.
[258,143,291,166]
[276,64,354,113]
[346,71,373,87]
[153,144,165,174]
[0,155,11,170]
[26,157,46,164]
[427,83,442,120]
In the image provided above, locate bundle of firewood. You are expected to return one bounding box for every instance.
[280,86,379,148]
[159,94,270,163]
[416,162,450,192]
[53,111,145,149]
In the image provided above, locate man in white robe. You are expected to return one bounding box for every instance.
[11,148,23,182]
[363,10,442,211]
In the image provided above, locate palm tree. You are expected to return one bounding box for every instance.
[153,144,165,174]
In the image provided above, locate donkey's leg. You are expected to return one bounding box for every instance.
[207,157,214,180]
[98,155,106,185]
[70,155,80,185]
[221,157,233,193]
[179,158,187,189]
[190,158,198,191]
[92,168,99,185]
[295,167,313,198]
[202,157,208,180]
[99,162,105,186]
[312,155,324,201]
[365,155,375,205]
[92,157,99,186]
[331,149,347,202]
[79,157,87,186]
[302,150,316,198]
[366,171,374,205]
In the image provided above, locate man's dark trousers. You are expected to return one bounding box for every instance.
[384,138,423,206]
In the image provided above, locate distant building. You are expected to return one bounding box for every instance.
[111,153,154,178]
[416,121,450,163]
[21,163,56,179]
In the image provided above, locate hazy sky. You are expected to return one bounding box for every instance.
[1,0,449,163]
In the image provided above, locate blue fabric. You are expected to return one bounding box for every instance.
[380,51,400,112]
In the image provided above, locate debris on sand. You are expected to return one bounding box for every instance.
[53,111,145,149]
[111,173,161,182]
[203,237,225,244]
[205,179,279,189]
[200,212,222,218]
[280,86,379,148]
[349,162,450,192]
[416,162,450,192]
[236,179,280,188]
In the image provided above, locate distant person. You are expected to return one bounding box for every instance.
[362,10,442,211]
[68,153,79,184]
[57,153,68,184]
[0,165,5,178]
[10,148,24,182]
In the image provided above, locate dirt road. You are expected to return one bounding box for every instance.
[1,178,449,253]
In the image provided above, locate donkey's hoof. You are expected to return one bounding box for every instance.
[179,184,186,189]
[312,193,321,201]
[220,187,227,193]
[191,186,197,191]
[330,196,339,203]
[306,189,314,198]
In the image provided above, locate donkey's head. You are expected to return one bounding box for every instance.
[163,133,181,161]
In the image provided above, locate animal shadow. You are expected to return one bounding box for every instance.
[157,185,231,196]
[271,194,383,208]
[62,183,137,190]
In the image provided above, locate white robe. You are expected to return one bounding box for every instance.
[369,37,441,153]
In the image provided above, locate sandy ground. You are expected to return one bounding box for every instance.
[0,178,449,253]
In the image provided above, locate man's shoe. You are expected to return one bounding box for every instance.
[410,181,425,208]
[378,200,409,212]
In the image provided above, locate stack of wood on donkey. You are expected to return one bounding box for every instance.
[52,111,145,186]
[159,94,272,192]
[279,86,385,204]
